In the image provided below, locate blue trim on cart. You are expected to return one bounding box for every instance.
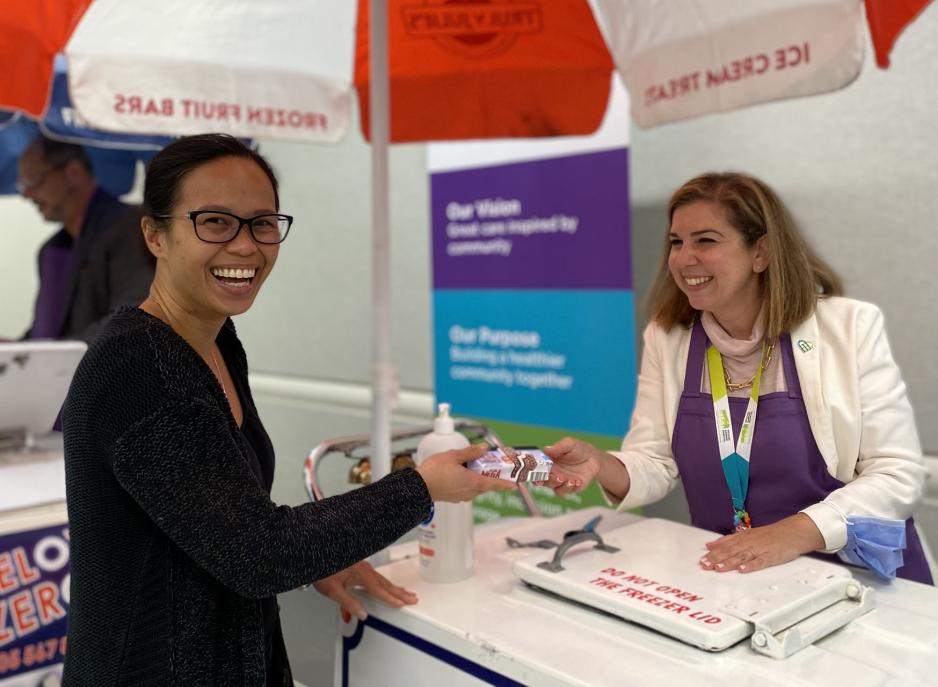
[341,615,526,686]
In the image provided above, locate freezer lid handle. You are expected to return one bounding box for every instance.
[537,530,620,573]
[726,577,875,659]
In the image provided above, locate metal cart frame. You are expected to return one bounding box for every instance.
[303,419,541,516]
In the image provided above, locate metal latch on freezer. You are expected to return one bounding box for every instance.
[722,569,875,659]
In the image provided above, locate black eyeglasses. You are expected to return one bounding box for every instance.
[154,210,293,244]
[16,161,67,194]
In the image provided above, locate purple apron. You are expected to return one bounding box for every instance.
[671,318,933,585]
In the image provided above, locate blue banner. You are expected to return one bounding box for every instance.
[433,289,636,436]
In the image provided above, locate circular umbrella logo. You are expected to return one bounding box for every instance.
[401,0,544,59]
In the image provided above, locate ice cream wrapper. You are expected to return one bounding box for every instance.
[466,447,552,482]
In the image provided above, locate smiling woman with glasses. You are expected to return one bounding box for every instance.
[60,133,512,686]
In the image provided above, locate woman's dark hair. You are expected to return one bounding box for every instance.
[143,134,279,221]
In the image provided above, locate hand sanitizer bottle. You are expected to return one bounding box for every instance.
[415,403,474,582]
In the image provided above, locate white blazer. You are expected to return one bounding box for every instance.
[611,296,925,551]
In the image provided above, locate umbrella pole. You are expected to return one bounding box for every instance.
[370,0,393,566]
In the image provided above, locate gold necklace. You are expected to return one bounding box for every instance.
[210,348,229,401]
[723,340,775,392]
[149,297,228,402]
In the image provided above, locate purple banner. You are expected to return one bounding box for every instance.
[431,148,631,290]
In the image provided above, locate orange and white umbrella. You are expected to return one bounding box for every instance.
[2,1,930,138]
[598,0,865,128]
[62,0,614,143]
[0,0,89,117]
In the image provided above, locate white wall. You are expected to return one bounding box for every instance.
[0,198,47,338]
[238,138,434,393]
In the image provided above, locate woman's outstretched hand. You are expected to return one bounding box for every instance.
[699,513,826,573]
[415,443,516,503]
[313,560,417,621]
[540,437,608,495]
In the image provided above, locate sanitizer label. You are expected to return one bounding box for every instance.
[421,502,435,526]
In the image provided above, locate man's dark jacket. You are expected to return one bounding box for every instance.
[25,189,154,342]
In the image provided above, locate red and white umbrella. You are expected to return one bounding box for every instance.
[599,0,865,128]
[597,0,932,126]
[3,1,930,137]
[63,0,615,143]
[0,0,90,118]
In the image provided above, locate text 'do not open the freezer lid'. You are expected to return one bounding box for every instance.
[512,518,873,656]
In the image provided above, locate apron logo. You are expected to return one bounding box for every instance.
[797,339,814,353]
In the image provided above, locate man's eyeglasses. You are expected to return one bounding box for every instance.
[154,210,293,245]
[16,161,67,194]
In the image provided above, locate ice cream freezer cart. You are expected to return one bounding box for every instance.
[0,443,69,687]
[334,506,938,687]
[0,342,83,687]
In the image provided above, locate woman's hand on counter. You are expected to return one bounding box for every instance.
[541,438,630,499]
[700,513,826,574]
[313,560,417,621]
[416,443,516,503]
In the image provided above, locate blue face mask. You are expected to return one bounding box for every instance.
[837,516,907,582]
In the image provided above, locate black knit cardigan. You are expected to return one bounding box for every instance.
[61,308,432,685]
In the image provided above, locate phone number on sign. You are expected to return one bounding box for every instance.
[0,637,66,674]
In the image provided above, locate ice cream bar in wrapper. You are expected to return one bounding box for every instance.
[466,447,553,483]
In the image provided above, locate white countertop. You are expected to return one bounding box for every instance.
[0,433,66,512]
[347,507,938,686]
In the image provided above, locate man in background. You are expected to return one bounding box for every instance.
[17,135,154,342]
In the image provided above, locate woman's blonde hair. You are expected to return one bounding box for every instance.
[647,172,842,339]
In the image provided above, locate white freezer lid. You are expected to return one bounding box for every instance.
[513,518,873,656]
[347,507,938,684]
[0,340,86,436]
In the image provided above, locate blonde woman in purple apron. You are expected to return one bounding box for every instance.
[543,172,932,585]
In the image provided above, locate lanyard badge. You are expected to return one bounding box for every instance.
[706,343,768,532]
